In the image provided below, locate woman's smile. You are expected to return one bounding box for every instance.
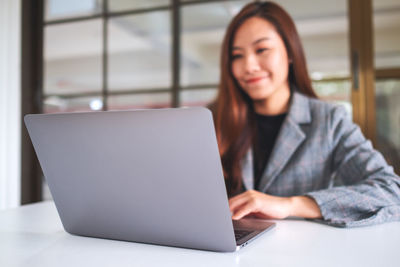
[245,76,267,84]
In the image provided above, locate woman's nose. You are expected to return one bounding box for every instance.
[244,54,261,74]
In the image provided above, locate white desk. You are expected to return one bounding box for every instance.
[1,201,399,267]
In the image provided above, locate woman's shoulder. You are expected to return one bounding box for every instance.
[294,91,351,122]
[292,92,361,149]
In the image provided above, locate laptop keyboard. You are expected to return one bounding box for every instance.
[234,229,253,241]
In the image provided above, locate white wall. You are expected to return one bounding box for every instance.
[0,0,21,210]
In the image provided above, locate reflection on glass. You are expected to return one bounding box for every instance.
[108,93,171,110]
[45,0,102,21]
[108,0,170,12]
[288,0,349,78]
[44,19,103,95]
[375,79,400,174]
[180,88,217,107]
[108,11,171,91]
[181,1,249,86]
[373,0,400,69]
[43,96,103,113]
[313,79,352,116]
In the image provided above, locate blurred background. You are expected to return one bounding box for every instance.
[1,0,399,209]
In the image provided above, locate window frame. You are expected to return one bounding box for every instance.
[22,0,395,203]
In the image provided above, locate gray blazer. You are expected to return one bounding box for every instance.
[241,91,400,227]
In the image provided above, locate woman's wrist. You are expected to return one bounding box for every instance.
[288,196,322,219]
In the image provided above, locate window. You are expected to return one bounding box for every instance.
[32,0,397,201]
[373,0,400,173]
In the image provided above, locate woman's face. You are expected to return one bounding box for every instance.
[231,17,290,103]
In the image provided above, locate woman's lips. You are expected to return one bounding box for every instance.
[245,77,265,84]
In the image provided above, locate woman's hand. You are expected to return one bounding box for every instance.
[229,190,322,220]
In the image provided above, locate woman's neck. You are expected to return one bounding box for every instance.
[253,84,291,115]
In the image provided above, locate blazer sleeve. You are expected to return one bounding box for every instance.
[306,105,400,227]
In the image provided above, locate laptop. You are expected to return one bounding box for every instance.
[24,107,275,252]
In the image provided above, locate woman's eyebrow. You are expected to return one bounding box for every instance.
[253,37,270,45]
[232,37,270,50]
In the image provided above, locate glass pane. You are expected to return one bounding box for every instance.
[44,19,102,95]
[45,0,102,21]
[180,88,217,107]
[375,79,400,174]
[108,11,171,91]
[181,1,250,86]
[274,0,351,113]
[108,0,170,12]
[312,79,352,116]
[43,96,103,113]
[283,0,350,79]
[108,93,171,110]
[373,0,400,69]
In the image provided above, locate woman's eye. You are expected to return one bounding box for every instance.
[256,48,268,54]
[231,54,242,60]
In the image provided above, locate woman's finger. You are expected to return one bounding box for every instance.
[228,191,252,212]
[231,201,256,220]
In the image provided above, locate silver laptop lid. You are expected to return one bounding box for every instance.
[24,107,237,252]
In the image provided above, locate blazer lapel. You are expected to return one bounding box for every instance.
[257,92,311,192]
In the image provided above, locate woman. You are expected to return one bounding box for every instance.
[211,1,400,227]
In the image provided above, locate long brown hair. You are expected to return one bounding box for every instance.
[212,1,317,196]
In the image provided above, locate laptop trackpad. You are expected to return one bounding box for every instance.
[233,218,275,245]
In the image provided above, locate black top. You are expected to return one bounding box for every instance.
[253,112,287,189]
